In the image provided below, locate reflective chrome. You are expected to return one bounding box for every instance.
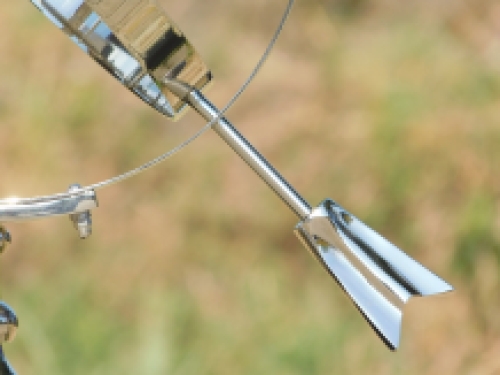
[29,0,212,120]
[0,303,18,345]
[163,79,313,220]
[162,79,454,349]
[0,228,11,254]
[21,0,454,353]
[295,199,453,349]
[0,188,98,223]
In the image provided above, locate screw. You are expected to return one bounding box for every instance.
[68,184,93,239]
[71,211,93,239]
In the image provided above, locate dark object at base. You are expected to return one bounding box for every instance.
[0,347,15,375]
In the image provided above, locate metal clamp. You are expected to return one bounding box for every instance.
[30,0,212,120]
[0,187,98,225]
[18,0,454,356]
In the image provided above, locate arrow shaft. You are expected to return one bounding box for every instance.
[187,90,312,220]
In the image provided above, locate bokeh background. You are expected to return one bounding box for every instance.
[1,0,500,373]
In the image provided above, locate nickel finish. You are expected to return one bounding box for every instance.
[0,189,97,224]
[0,1,454,373]
[30,0,212,120]
[162,79,453,350]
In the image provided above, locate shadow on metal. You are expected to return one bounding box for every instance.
[22,0,454,356]
[295,199,453,350]
[0,347,16,375]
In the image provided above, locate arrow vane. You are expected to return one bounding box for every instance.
[163,79,453,350]
[26,0,453,349]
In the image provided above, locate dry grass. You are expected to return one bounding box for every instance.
[1,1,500,374]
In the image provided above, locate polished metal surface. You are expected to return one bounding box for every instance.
[163,79,312,220]
[193,92,312,220]
[0,189,97,223]
[0,228,11,254]
[13,0,453,357]
[166,80,452,349]
[163,80,453,349]
[30,0,212,120]
[162,78,454,349]
[0,347,16,375]
[295,199,453,349]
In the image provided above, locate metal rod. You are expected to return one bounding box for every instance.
[0,189,97,223]
[186,89,312,220]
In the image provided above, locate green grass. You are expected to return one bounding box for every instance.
[1,1,500,374]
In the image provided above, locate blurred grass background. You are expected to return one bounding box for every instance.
[1,0,500,373]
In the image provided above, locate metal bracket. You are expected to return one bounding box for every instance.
[0,187,98,225]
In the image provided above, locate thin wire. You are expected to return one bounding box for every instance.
[89,0,294,191]
[0,0,294,205]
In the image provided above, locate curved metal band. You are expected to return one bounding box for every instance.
[0,0,295,224]
[0,0,294,222]
[0,190,97,223]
